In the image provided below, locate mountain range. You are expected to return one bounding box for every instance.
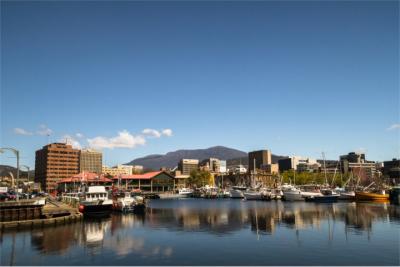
[126,146,287,170]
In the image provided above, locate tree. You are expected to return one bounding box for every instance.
[188,170,212,188]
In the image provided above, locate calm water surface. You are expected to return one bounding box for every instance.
[1,199,399,266]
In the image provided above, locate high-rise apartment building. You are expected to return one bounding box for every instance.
[80,149,102,174]
[178,159,199,175]
[35,143,80,192]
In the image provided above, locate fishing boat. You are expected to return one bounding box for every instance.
[79,186,113,217]
[178,188,193,198]
[112,191,146,213]
[355,190,389,202]
[229,186,247,198]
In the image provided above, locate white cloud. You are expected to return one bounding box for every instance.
[37,124,53,136]
[142,128,162,138]
[142,128,173,138]
[60,135,82,149]
[387,124,400,131]
[87,130,146,149]
[76,133,84,138]
[161,128,173,137]
[13,128,33,136]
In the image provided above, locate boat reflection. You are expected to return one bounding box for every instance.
[140,201,400,236]
[1,200,399,263]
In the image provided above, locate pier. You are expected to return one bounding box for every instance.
[0,199,82,231]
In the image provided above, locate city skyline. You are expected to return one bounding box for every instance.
[1,1,399,168]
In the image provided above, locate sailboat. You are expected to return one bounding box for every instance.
[283,170,303,201]
[243,158,263,200]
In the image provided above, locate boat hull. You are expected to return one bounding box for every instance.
[338,192,355,201]
[243,192,263,200]
[355,192,389,202]
[306,195,339,203]
[283,191,304,201]
[80,203,113,218]
[230,189,244,198]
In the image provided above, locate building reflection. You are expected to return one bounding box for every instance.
[2,201,397,260]
[142,201,400,236]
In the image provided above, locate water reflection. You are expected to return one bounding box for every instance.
[1,200,399,265]
[143,201,400,235]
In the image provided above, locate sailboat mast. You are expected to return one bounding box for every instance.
[322,152,328,186]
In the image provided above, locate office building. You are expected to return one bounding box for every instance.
[383,158,400,181]
[35,143,80,192]
[340,152,376,183]
[248,150,272,173]
[278,156,320,172]
[80,149,102,174]
[200,158,223,173]
[178,159,199,175]
[102,164,133,176]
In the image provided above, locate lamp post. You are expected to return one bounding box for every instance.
[0,147,20,201]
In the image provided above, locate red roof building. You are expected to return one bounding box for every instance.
[112,171,175,192]
[57,172,113,192]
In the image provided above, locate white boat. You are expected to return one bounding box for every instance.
[229,186,247,198]
[301,191,323,198]
[113,192,146,213]
[243,190,263,200]
[79,186,113,217]
[283,187,304,201]
[178,188,193,197]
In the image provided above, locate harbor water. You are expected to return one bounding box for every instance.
[1,199,399,265]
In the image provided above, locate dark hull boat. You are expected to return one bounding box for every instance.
[79,202,113,218]
[306,195,339,203]
[79,186,114,218]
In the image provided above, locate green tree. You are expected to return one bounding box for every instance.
[188,169,212,188]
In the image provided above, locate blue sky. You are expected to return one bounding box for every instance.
[1,1,399,169]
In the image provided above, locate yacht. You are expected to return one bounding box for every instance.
[178,188,194,197]
[229,186,247,198]
[79,186,113,217]
[282,187,303,201]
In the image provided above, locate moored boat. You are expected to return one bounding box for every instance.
[229,186,247,198]
[283,187,303,201]
[243,190,263,200]
[178,188,193,198]
[112,191,146,213]
[305,189,339,203]
[79,186,113,218]
[355,191,390,202]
